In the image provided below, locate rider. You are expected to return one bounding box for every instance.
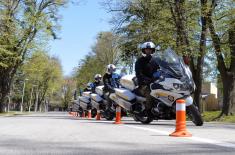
[91,74,103,93]
[83,82,93,92]
[103,64,118,94]
[135,41,161,113]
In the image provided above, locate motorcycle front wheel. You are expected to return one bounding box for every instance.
[187,104,203,126]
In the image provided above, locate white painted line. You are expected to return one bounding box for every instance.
[125,125,169,135]
[125,125,235,149]
[188,136,235,149]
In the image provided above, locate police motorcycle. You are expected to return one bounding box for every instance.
[110,48,203,126]
[90,73,123,120]
[77,83,96,118]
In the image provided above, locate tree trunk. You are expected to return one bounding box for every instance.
[227,20,235,115]
[35,89,39,112]
[221,74,234,115]
[0,70,12,112]
[194,0,208,112]
[228,78,235,114]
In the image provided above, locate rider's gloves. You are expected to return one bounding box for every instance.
[153,71,161,79]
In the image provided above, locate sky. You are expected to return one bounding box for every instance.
[49,0,112,76]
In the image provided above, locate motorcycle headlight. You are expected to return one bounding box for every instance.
[173,83,188,91]
[173,83,180,90]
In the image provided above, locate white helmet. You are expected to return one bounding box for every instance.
[106,64,116,74]
[86,82,92,91]
[94,74,102,81]
[140,41,156,57]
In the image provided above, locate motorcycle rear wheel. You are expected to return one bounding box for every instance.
[187,104,203,126]
[78,107,83,117]
[103,110,115,120]
[91,109,97,118]
[134,113,154,124]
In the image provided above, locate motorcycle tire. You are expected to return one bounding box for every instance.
[78,107,83,117]
[187,104,203,126]
[91,109,97,118]
[134,114,154,124]
[104,110,115,121]
[132,115,140,122]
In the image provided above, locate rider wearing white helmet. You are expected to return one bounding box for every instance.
[135,41,160,113]
[102,64,120,108]
[83,82,93,92]
[103,64,118,93]
[91,74,103,93]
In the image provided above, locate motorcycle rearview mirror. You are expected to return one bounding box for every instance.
[155,45,161,51]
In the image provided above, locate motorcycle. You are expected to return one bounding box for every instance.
[90,85,116,120]
[90,73,127,120]
[77,91,97,118]
[110,48,203,126]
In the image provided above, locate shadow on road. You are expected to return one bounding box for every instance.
[0,137,234,155]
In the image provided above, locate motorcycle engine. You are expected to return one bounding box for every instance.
[151,102,167,116]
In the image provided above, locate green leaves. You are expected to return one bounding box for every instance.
[74,31,121,89]
[0,0,66,111]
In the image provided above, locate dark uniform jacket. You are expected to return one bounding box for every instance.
[103,73,119,93]
[135,55,159,86]
[91,81,103,93]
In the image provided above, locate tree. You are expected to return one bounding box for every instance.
[74,31,121,89]
[22,51,63,112]
[0,0,66,112]
[61,78,75,111]
[92,32,121,65]
[206,0,235,116]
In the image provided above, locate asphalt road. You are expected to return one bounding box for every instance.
[0,112,235,155]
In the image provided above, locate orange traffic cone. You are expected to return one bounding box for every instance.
[82,111,86,118]
[87,110,92,119]
[113,106,122,124]
[170,99,192,137]
[96,109,101,120]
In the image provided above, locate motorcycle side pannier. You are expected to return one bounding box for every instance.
[91,93,102,102]
[115,88,136,101]
[79,96,90,103]
[79,96,90,110]
[95,86,104,96]
[82,91,91,98]
[120,75,137,91]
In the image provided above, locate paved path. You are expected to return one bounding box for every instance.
[0,112,235,155]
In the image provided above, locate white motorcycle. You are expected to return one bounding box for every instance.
[110,48,203,126]
[76,91,97,118]
[90,85,117,120]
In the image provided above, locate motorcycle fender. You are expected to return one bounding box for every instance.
[185,96,193,106]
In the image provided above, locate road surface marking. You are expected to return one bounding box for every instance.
[125,125,235,149]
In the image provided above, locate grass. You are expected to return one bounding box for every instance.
[202,111,235,123]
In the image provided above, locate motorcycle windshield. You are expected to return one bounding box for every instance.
[154,48,183,78]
